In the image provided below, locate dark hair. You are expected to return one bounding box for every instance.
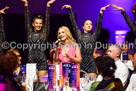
[95,56,116,77]
[98,28,110,44]
[82,19,92,26]
[0,51,19,74]
[28,15,46,39]
[32,15,44,23]
[82,19,93,35]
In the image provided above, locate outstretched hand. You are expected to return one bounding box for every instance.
[100,4,110,13]
[21,0,27,3]
[132,3,136,12]
[0,6,9,14]
[62,5,72,9]
[47,0,56,7]
[112,4,124,11]
[21,0,28,6]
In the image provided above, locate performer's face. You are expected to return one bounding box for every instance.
[32,19,43,31]
[58,28,67,42]
[83,20,93,33]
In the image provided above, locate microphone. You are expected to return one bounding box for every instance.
[55,39,61,45]
[53,39,64,48]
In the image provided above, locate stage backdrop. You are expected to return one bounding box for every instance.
[0,0,136,63]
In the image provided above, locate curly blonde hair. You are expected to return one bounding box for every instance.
[57,26,76,44]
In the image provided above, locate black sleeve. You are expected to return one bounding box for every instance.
[93,13,103,41]
[25,6,32,34]
[133,12,136,27]
[132,12,136,54]
[44,7,50,40]
[122,11,136,32]
[68,8,82,38]
[0,14,5,52]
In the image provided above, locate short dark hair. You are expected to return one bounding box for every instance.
[95,56,116,77]
[82,19,92,26]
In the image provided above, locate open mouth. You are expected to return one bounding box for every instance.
[60,36,64,39]
[87,27,91,29]
[37,27,41,29]
[36,27,42,30]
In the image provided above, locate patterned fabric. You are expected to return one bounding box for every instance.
[68,9,103,73]
[89,78,125,91]
[0,14,5,53]
[25,6,50,71]
[121,11,136,54]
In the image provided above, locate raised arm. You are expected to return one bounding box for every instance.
[21,0,32,33]
[93,4,110,40]
[132,3,136,26]
[112,4,136,32]
[0,6,9,52]
[132,3,136,13]
[62,5,81,39]
[44,0,55,40]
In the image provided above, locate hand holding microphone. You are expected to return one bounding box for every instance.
[55,39,64,45]
[55,39,61,45]
[53,39,64,48]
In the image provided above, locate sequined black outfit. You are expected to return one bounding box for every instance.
[68,9,103,73]
[0,14,5,53]
[122,11,136,54]
[25,6,50,71]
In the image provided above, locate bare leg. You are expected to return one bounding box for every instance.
[38,70,48,82]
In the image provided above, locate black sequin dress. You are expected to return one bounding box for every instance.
[68,9,103,73]
[25,6,50,71]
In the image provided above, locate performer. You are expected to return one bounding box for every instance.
[21,0,55,81]
[132,3,136,27]
[112,4,136,54]
[62,4,110,78]
[125,3,136,43]
[0,6,9,52]
[51,26,82,75]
